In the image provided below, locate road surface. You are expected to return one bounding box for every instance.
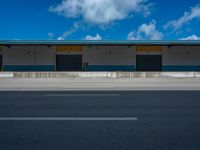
[0,91,200,150]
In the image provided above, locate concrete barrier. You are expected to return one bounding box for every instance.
[0,72,200,78]
[160,72,195,78]
[194,72,200,78]
[0,72,13,78]
[12,72,115,78]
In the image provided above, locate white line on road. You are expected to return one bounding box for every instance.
[0,117,138,121]
[44,94,120,97]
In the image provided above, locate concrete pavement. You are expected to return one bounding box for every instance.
[1,78,200,91]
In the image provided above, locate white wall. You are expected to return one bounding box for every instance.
[35,46,55,65]
[3,46,56,66]
[163,46,200,66]
[3,46,34,65]
[83,46,136,65]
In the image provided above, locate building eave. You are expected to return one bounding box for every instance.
[1,40,200,46]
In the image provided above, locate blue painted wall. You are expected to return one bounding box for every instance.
[163,66,200,71]
[3,65,55,71]
[83,65,135,71]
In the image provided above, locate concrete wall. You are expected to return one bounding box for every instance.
[3,46,55,71]
[83,46,136,71]
[163,46,200,71]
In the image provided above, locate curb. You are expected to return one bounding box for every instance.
[0,72,200,78]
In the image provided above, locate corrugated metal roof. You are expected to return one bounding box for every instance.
[1,40,200,45]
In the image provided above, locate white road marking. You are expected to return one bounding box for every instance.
[44,94,120,97]
[0,117,138,121]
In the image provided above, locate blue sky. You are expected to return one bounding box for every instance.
[0,0,200,40]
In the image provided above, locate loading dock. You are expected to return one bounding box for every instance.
[56,46,83,71]
[136,46,162,71]
[56,55,82,71]
[136,55,162,71]
[0,41,200,72]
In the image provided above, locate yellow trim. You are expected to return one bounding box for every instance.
[56,46,82,52]
[136,46,162,52]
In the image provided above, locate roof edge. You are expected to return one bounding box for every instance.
[1,40,200,45]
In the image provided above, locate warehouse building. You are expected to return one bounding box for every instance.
[0,40,200,72]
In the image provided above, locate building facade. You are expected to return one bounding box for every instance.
[0,41,200,72]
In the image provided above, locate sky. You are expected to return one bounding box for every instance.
[0,0,200,40]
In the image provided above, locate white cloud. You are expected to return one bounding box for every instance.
[179,34,200,40]
[57,37,64,40]
[84,34,102,40]
[49,0,151,26]
[57,22,83,40]
[127,20,163,40]
[48,32,54,40]
[164,5,200,30]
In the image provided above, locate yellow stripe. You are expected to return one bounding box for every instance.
[56,46,82,52]
[136,46,162,52]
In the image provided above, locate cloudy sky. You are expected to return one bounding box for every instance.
[0,0,200,40]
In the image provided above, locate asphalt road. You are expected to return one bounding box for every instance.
[0,91,200,150]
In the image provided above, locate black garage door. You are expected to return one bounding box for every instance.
[0,55,2,71]
[136,55,162,71]
[56,55,82,71]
